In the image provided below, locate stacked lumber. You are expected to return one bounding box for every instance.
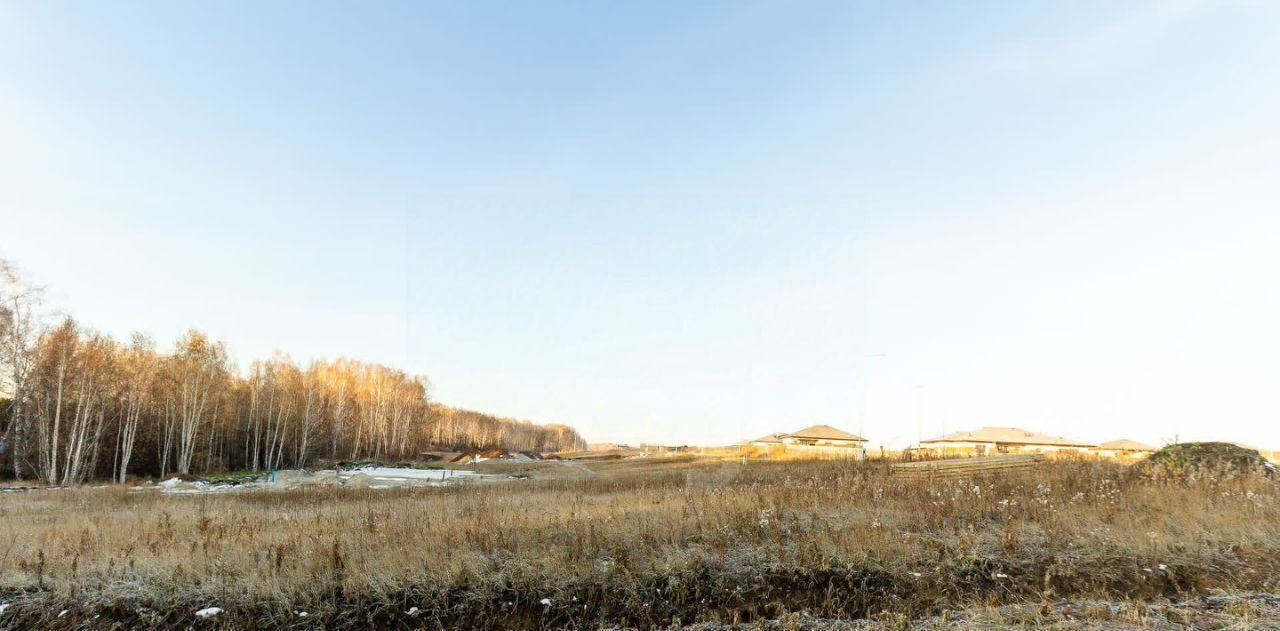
[891,453,1046,478]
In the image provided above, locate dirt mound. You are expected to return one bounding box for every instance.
[343,472,375,488]
[1134,442,1276,481]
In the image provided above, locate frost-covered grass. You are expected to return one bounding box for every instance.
[0,458,1277,629]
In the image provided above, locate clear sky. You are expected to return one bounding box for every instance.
[2,1,1278,449]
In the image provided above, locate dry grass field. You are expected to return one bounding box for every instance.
[1,457,1278,629]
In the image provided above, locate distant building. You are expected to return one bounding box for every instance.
[639,443,691,455]
[920,426,1093,456]
[781,425,867,447]
[743,425,867,458]
[749,433,787,447]
[1092,439,1157,458]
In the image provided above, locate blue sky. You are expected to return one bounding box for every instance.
[2,1,1279,448]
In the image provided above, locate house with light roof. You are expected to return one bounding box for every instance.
[1092,439,1157,459]
[749,433,787,447]
[919,426,1094,457]
[745,425,867,458]
[781,424,867,447]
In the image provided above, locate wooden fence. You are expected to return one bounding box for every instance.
[890,453,1046,478]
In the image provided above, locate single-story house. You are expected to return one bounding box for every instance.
[640,443,692,455]
[749,433,787,447]
[1092,439,1157,458]
[920,426,1094,456]
[781,424,867,447]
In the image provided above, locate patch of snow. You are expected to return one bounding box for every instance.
[159,477,183,488]
[58,609,68,617]
[540,598,553,606]
[195,606,223,619]
[405,607,420,616]
[0,603,8,614]
[351,466,489,481]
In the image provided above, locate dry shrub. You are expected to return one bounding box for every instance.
[1133,442,1278,481]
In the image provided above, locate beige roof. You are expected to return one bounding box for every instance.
[785,424,866,442]
[920,426,1094,448]
[750,433,785,444]
[1096,439,1156,451]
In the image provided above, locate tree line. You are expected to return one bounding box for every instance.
[0,259,586,484]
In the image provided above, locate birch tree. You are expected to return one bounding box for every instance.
[2,259,590,482]
[167,330,228,475]
[58,331,115,485]
[115,333,156,482]
[0,259,44,479]
[30,319,77,484]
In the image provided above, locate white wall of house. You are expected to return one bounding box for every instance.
[1090,449,1149,459]
[922,441,1089,455]
[784,444,866,458]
